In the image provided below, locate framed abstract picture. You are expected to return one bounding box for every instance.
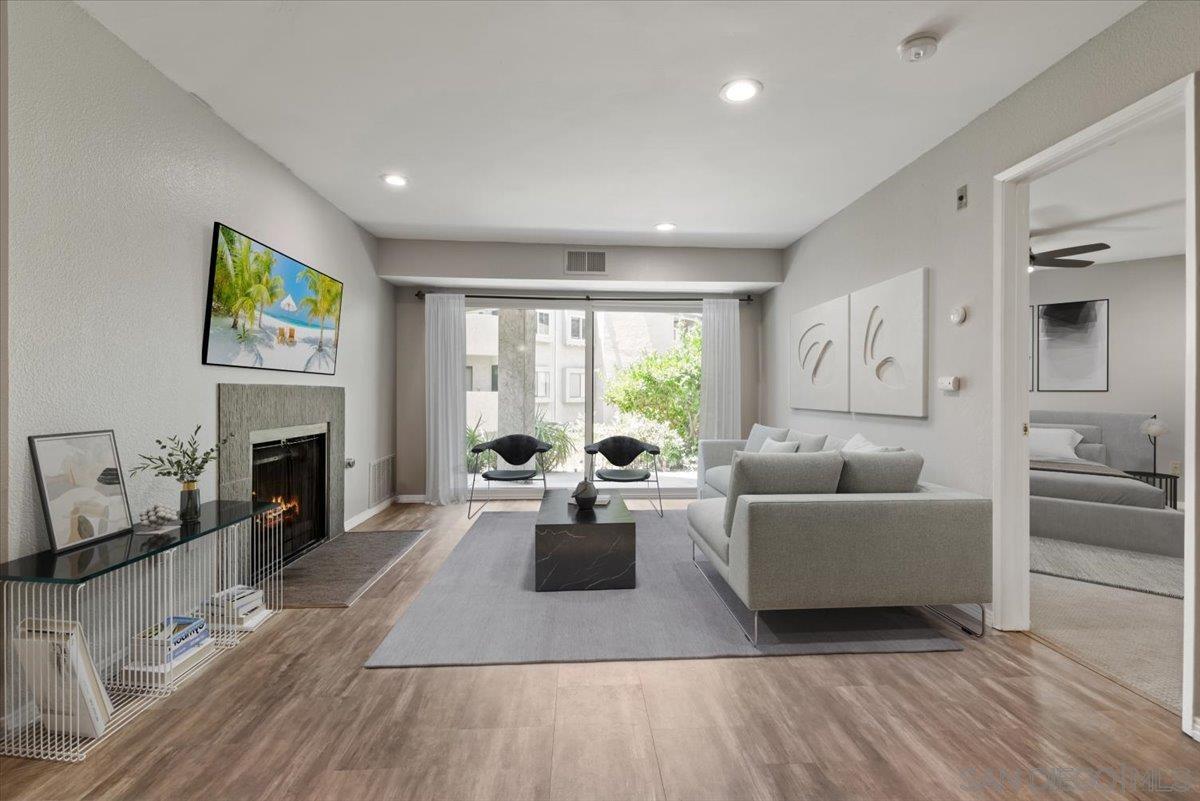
[1036,299,1109,392]
[29,430,134,552]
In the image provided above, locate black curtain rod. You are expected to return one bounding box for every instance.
[414,291,753,303]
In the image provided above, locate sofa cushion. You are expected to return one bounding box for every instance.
[687,498,729,562]
[744,423,789,453]
[837,451,925,493]
[704,465,731,496]
[760,439,801,454]
[785,430,828,452]
[724,452,844,533]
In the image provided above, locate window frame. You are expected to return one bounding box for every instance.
[535,367,552,402]
[563,367,585,403]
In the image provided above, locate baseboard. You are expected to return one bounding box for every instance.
[395,494,426,503]
[344,497,399,530]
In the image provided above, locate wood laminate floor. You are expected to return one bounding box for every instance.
[2,500,1197,801]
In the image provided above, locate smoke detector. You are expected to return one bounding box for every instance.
[898,34,939,63]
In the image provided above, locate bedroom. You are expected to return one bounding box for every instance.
[1025,108,1187,711]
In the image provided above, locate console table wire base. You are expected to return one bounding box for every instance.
[1,505,281,762]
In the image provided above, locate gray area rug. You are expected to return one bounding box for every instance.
[282,530,426,608]
[1030,536,1183,599]
[365,510,960,667]
[1031,573,1181,712]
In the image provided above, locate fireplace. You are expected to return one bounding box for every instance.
[252,433,327,564]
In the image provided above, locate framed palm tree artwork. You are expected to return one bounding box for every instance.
[202,222,344,374]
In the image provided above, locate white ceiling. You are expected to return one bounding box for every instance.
[80,0,1140,248]
[1030,111,1185,267]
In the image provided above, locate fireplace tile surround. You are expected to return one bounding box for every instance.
[217,384,345,541]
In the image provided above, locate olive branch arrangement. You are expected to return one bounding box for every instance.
[129,425,231,483]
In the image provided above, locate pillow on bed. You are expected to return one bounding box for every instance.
[1028,427,1083,461]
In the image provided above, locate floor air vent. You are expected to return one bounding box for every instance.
[565,249,606,274]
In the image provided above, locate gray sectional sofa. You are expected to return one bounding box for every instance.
[687,425,992,638]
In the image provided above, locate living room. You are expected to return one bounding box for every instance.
[2,2,1198,799]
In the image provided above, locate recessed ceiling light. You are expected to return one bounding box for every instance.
[718,78,762,104]
[382,173,408,187]
[655,222,677,232]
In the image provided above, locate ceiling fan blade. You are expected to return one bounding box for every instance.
[1031,257,1095,268]
[1035,242,1110,259]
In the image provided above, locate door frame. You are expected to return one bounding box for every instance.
[991,73,1199,740]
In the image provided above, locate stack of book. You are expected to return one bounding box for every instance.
[14,619,114,739]
[203,585,270,631]
[126,615,212,678]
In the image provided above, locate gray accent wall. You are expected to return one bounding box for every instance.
[1031,257,1185,476]
[5,1,396,558]
[761,2,1200,496]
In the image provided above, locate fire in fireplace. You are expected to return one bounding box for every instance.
[252,434,327,564]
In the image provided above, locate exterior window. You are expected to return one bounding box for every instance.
[535,368,552,401]
[564,368,585,402]
[465,365,474,390]
[490,364,499,392]
[564,312,586,346]
[536,310,552,340]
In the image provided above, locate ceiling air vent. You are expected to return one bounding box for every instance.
[565,249,606,275]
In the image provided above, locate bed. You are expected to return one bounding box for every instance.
[1029,411,1184,557]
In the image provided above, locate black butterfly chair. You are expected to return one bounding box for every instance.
[467,433,552,519]
[584,436,663,517]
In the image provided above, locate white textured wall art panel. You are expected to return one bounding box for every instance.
[849,268,928,417]
[788,295,849,412]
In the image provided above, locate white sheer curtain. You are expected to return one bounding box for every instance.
[425,293,467,505]
[700,298,742,439]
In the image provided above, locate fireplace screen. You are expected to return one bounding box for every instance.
[252,434,327,564]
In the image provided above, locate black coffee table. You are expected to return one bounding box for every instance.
[534,489,636,591]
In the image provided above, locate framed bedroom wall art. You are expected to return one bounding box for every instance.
[1036,298,1109,392]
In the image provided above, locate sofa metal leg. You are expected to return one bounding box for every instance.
[689,551,762,648]
[924,603,986,638]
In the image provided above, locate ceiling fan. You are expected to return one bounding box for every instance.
[1028,242,1110,269]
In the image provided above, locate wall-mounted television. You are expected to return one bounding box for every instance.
[202,223,343,375]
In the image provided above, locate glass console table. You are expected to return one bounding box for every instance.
[0,500,282,762]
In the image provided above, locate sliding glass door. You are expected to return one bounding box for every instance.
[465,303,701,492]
[592,309,702,489]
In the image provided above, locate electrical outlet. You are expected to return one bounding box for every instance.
[1169,461,1182,476]
[956,184,968,211]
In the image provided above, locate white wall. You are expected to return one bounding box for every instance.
[762,1,1200,496]
[6,1,396,559]
[1031,256,1186,474]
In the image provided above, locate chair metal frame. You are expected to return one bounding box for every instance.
[585,437,664,517]
[467,435,550,519]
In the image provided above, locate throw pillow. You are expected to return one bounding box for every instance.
[785,430,828,452]
[823,434,848,452]
[744,423,789,453]
[760,439,801,454]
[841,433,904,453]
[1028,427,1083,461]
[723,451,843,533]
[838,451,925,493]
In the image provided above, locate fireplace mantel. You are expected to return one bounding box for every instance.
[217,384,345,541]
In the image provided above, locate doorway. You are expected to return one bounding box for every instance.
[991,74,1199,739]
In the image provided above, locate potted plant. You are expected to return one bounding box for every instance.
[130,426,229,522]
